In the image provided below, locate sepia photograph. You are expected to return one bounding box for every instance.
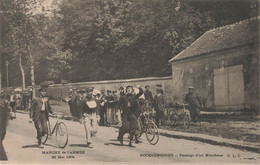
[0,0,259,164]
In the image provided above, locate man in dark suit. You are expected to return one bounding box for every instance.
[144,85,153,103]
[184,86,203,123]
[30,87,53,148]
[117,85,143,147]
[153,87,166,128]
[98,90,106,126]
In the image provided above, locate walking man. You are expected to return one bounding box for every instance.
[79,87,98,148]
[30,87,53,148]
[117,85,143,147]
[184,86,203,123]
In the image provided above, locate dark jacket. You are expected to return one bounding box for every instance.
[144,90,153,102]
[0,99,9,160]
[29,97,53,122]
[118,87,143,117]
[184,93,202,109]
[106,95,116,108]
[79,96,98,118]
[153,94,166,112]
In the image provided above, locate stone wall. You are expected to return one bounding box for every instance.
[37,76,175,104]
[171,44,259,110]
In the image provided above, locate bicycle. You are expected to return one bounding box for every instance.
[137,108,159,145]
[171,103,191,129]
[42,113,69,148]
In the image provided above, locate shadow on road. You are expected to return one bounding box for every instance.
[22,144,39,148]
[104,142,124,147]
[69,144,89,148]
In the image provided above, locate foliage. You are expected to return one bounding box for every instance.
[0,0,258,86]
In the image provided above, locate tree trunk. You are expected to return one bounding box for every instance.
[19,53,26,90]
[28,45,36,99]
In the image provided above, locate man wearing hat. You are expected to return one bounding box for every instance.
[22,90,30,110]
[105,90,115,126]
[9,91,16,113]
[184,86,203,123]
[78,87,98,148]
[29,87,53,148]
[117,85,143,147]
[98,90,107,126]
[144,85,153,103]
[153,87,166,128]
[119,86,125,97]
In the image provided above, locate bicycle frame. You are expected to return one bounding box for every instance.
[47,119,61,135]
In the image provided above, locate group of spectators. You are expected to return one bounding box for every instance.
[66,84,166,147]
[0,90,31,113]
[66,84,166,128]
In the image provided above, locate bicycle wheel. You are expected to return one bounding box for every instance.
[42,121,50,144]
[173,114,178,126]
[55,122,68,148]
[145,122,159,145]
[183,112,191,129]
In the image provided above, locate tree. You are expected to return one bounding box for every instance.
[46,49,72,83]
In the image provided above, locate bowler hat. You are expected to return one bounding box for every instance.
[86,87,93,92]
[39,88,47,92]
[126,85,133,89]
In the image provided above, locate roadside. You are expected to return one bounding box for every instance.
[18,100,260,153]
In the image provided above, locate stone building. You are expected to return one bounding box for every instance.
[169,17,259,111]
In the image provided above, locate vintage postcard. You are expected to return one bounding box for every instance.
[0,0,259,164]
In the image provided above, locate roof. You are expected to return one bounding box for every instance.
[169,16,260,62]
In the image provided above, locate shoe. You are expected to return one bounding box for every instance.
[117,137,123,145]
[39,144,44,148]
[129,142,135,148]
[87,143,93,148]
[135,139,142,144]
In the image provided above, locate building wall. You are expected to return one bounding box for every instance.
[37,76,175,104]
[171,44,259,110]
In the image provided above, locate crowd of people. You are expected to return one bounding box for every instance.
[65,84,168,147]
[0,83,203,157]
[1,89,31,114]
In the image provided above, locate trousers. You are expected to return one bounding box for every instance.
[106,107,112,124]
[155,110,164,128]
[34,112,48,144]
[99,106,106,126]
[189,107,201,122]
[83,113,97,144]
